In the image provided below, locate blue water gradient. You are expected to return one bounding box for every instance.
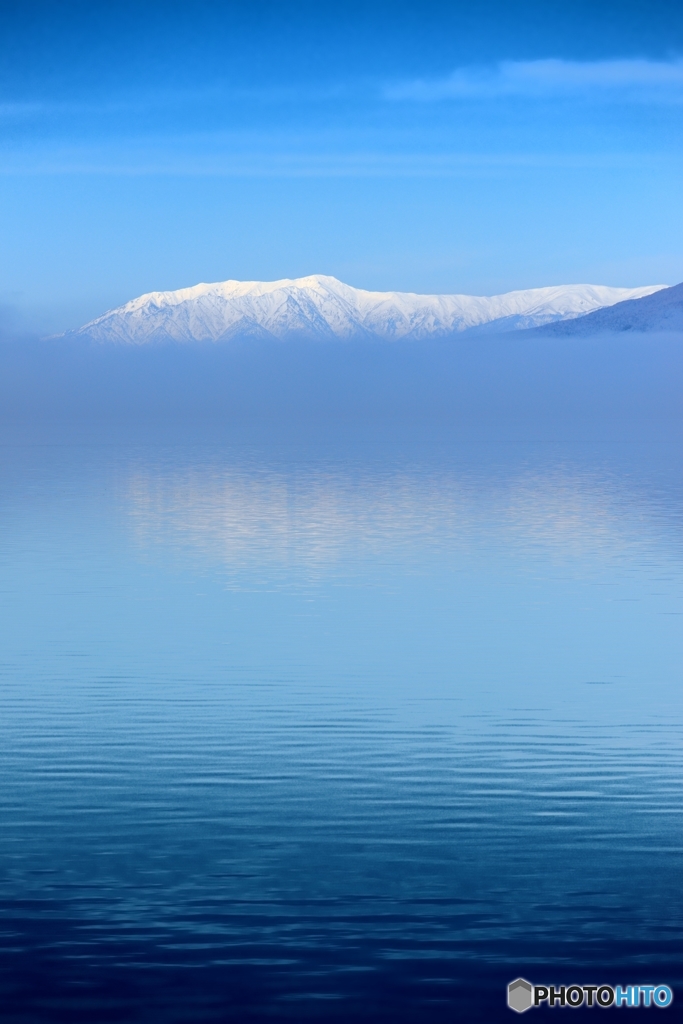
[1,440,682,1021]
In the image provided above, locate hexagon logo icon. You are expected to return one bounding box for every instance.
[508,978,533,1013]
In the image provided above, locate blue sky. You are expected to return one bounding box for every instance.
[1,0,683,334]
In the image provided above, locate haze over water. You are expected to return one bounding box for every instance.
[1,434,682,1021]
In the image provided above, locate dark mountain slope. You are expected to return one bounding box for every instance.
[533,282,683,335]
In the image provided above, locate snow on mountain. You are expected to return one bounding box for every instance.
[70,275,668,344]
[531,280,683,335]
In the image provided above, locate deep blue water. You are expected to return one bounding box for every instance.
[1,439,682,1021]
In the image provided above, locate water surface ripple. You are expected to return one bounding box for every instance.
[1,441,682,1021]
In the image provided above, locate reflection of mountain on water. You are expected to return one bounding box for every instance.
[124,446,683,582]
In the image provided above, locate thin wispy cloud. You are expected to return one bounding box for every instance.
[0,141,675,178]
[5,60,683,126]
[385,58,683,102]
[0,83,358,123]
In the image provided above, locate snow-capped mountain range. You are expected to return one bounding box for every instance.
[70,275,667,344]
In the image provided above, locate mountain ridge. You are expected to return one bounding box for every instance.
[69,275,668,344]
[531,280,683,336]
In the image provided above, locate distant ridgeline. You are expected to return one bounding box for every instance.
[530,280,683,336]
[64,275,674,344]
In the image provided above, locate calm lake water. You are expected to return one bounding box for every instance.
[1,439,682,1021]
